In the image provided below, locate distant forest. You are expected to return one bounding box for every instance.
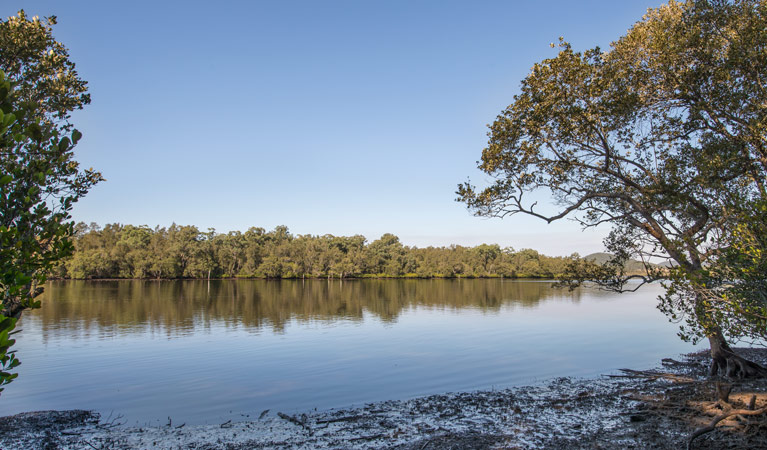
[51,223,581,280]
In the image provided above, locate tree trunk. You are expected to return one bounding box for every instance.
[2,283,44,319]
[2,302,24,319]
[708,329,767,379]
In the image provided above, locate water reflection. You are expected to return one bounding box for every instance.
[34,279,596,339]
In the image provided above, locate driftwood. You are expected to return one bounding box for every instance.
[94,411,125,430]
[348,433,386,442]
[605,368,695,383]
[277,412,311,431]
[662,358,700,367]
[82,439,102,450]
[316,414,377,425]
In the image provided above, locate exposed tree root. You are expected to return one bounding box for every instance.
[709,337,767,379]
[686,405,767,450]
[710,354,767,379]
[686,381,767,449]
[715,381,732,405]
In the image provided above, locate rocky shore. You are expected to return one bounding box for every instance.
[1,349,765,449]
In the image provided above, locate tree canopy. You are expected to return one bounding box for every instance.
[458,0,767,377]
[0,11,89,124]
[52,223,577,281]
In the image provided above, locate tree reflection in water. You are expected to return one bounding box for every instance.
[34,279,599,339]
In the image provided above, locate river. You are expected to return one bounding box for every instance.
[0,279,699,425]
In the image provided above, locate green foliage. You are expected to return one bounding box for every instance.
[54,223,579,281]
[0,314,19,394]
[659,199,767,344]
[458,0,767,346]
[0,10,100,393]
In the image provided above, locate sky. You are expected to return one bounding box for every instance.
[4,1,664,255]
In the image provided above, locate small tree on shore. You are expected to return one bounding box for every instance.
[458,0,767,377]
[0,11,101,393]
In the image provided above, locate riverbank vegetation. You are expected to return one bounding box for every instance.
[53,223,579,280]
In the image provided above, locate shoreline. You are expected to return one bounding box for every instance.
[1,349,765,449]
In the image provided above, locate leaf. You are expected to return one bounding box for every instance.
[0,317,13,331]
[0,174,11,186]
[58,136,71,152]
[26,122,43,142]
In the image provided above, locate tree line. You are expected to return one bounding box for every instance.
[52,223,577,280]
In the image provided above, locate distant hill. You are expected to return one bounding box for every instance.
[583,252,654,274]
[655,260,678,268]
[583,252,617,264]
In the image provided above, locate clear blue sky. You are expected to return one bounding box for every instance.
[5,1,663,255]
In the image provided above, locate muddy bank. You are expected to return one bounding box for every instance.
[1,349,765,449]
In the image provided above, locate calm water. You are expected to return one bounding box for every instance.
[0,279,699,425]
